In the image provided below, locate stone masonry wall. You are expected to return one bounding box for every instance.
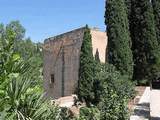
[43,27,107,99]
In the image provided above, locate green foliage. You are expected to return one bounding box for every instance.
[77,64,135,120]
[105,0,133,79]
[78,25,95,105]
[8,21,43,88]
[125,0,132,38]
[16,38,43,88]
[0,22,61,120]
[94,49,100,63]
[6,21,25,41]
[92,61,104,105]
[125,0,131,19]
[96,64,134,120]
[152,0,160,44]
[0,27,29,98]
[0,21,43,93]
[59,107,74,120]
[78,106,100,120]
[0,78,61,120]
[16,37,42,60]
[96,64,135,99]
[130,0,160,83]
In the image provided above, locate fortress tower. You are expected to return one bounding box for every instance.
[43,27,107,99]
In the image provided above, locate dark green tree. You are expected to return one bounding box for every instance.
[6,20,25,40]
[130,0,160,83]
[92,61,103,105]
[78,25,94,106]
[129,0,147,83]
[125,0,132,19]
[105,0,133,79]
[152,0,160,44]
[95,49,100,62]
[125,0,132,38]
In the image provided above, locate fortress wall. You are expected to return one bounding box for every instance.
[43,28,84,98]
[43,27,107,99]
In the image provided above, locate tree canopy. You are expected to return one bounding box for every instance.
[130,0,160,84]
[105,0,133,79]
[78,25,95,106]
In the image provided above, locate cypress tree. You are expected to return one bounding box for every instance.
[125,0,132,37]
[95,49,100,62]
[93,51,102,105]
[130,0,147,82]
[152,0,160,44]
[78,25,94,105]
[125,0,132,19]
[105,0,133,79]
[131,0,160,83]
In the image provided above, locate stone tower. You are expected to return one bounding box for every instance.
[43,27,107,99]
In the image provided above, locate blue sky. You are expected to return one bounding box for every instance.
[0,0,106,42]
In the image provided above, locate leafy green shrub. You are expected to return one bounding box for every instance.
[77,63,135,120]
[0,22,61,120]
[95,64,135,120]
[1,78,61,120]
[78,106,100,120]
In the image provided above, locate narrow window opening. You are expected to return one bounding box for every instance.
[50,74,55,84]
